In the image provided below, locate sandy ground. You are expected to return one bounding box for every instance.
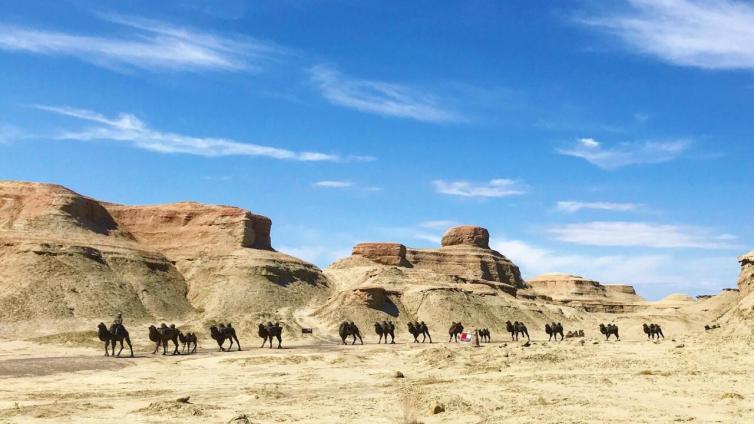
[0,331,751,424]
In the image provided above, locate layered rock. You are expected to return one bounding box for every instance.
[0,181,328,323]
[738,250,754,297]
[351,243,409,267]
[105,202,272,255]
[525,273,645,312]
[441,225,490,249]
[346,226,524,290]
[0,181,192,321]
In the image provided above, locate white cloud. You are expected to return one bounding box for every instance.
[549,221,741,250]
[490,237,737,295]
[313,180,353,188]
[278,245,352,267]
[433,179,527,198]
[556,200,641,213]
[0,123,22,144]
[36,105,361,162]
[419,220,459,230]
[582,0,754,70]
[312,180,382,191]
[558,137,689,169]
[309,64,461,123]
[0,14,284,72]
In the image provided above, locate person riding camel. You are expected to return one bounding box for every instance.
[113,313,123,328]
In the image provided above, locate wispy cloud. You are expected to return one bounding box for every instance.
[36,105,367,162]
[549,221,740,250]
[558,137,689,169]
[309,64,461,123]
[581,0,754,70]
[313,180,353,188]
[312,180,381,191]
[556,200,641,213]
[0,14,285,72]
[490,237,736,296]
[419,220,459,230]
[433,179,527,198]
[0,123,23,144]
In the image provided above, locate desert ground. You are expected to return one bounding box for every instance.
[0,324,752,424]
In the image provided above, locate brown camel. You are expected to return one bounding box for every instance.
[339,321,363,345]
[210,323,241,351]
[448,322,464,342]
[97,322,133,358]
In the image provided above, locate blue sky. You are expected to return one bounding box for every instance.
[1,0,752,299]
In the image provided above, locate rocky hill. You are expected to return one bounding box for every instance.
[0,181,328,325]
[524,273,645,312]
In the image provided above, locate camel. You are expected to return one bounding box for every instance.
[339,321,363,345]
[383,321,396,344]
[178,332,197,354]
[565,329,585,338]
[408,321,432,343]
[374,322,387,344]
[148,324,180,355]
[599,323,619,340]
[642,323,653,340]
[210,323,241,351]
[545,322,564,341]
[515,321,530,341]
[650,323,664,339]
[419,321,432,343]
[97,322,133,357]
[506,321,529,341]
[478,328,491,343]
[705,324,721,331]
[448,322,464,342]
[258,322,283,349]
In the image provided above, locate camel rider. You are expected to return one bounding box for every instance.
[113,313,123,328]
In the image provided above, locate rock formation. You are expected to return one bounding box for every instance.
[346,226,524,290]
[524,273,645,312]
[738,250,754,297]
[0,181,328,323]
[440,225,490,249]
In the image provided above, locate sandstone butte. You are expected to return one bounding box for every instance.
[0,180,752,337]
[525,273,646,313]
[0,181,327,323]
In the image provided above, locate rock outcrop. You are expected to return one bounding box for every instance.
[346,226,524,289]
[441,226,490,249]
[525,273,645,312]
[0,181,328,323]
[738,250,754,297]
[351,243,409,267]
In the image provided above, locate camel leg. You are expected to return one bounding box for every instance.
[234,335,241,351]
[261,337,268,348]
[104,341,110,357]
[117,339,125,357]
[110,340,116,356]
[126,336,134,358]
[277,335,282,349]
[152,340,160,355]
[342,336,347,345]
[390,334,395,344]
[173,338,179,355]
[427,332,432,343]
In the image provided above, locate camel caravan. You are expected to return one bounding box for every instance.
[96,315,671,357]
